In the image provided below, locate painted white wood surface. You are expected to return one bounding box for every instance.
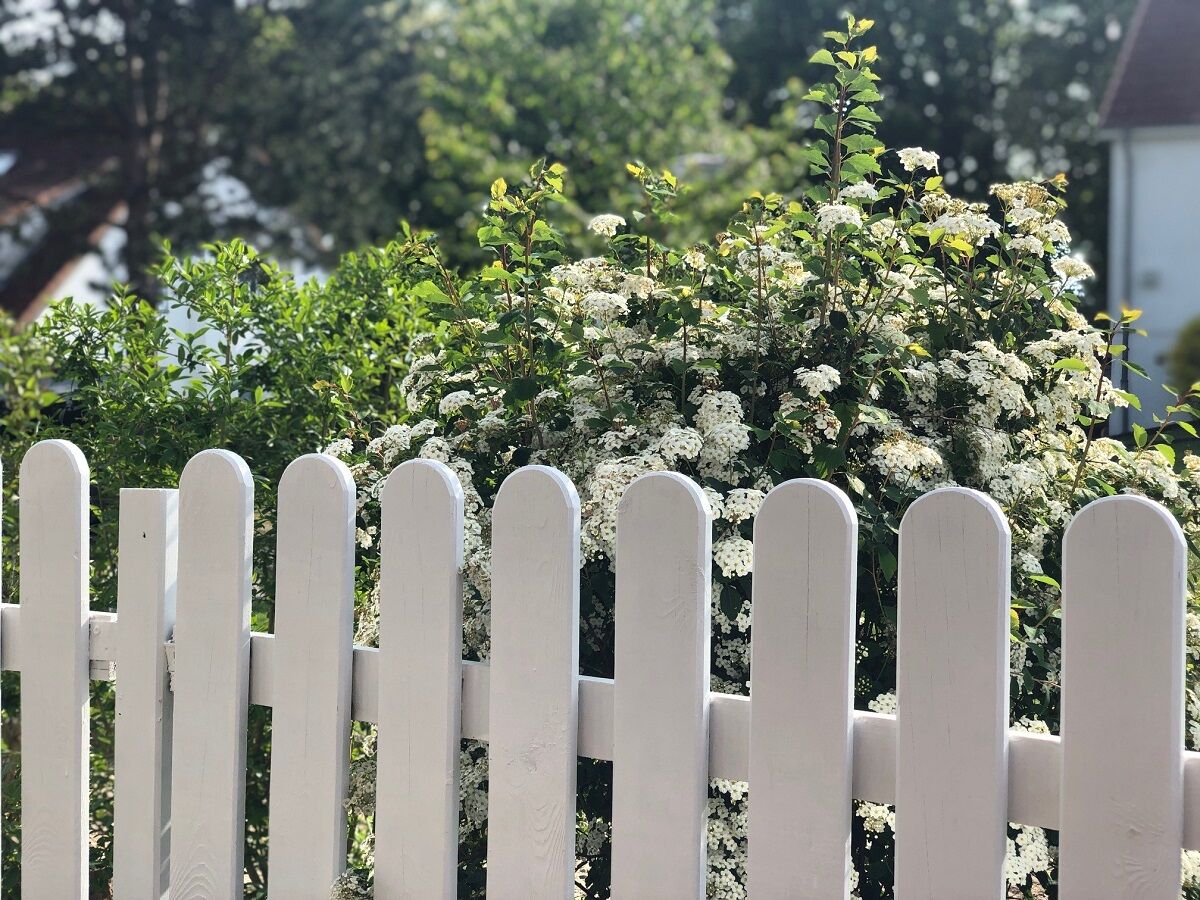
[895,487,1011,899]
[1059,495,1186,899]
[267,455,357,897]
[113,488,178,900]
[748,479,857,899]
[0,457,2,900]
[486,466,581,899]
[169,449,254,900]
[373,460,465,898]
[19,440,90,897]
[611,472,712,899]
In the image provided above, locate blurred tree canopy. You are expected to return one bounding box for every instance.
[1,0,1135,289]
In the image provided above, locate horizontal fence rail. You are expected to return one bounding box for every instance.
[5,602,1200,841]
[2,438,1197,898]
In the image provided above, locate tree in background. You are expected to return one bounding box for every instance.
[414,0,761,260]
[0,0,260,298]
[719,0,1136,295]
[2,0,1139,293]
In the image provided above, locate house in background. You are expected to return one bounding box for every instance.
[0,135,125,323]
[1101,0,1200,432]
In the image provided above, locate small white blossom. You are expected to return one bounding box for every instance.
[581,290,629,321]
[588,213,626,237]
[723,489,765,524]
[1052,255,1094,281]
[714,536,754,578]
[815,202,863,235]
[840,181,879,202]
[794,364,841,397]
[658,426,704,461]
[897,147,939,172]
[323,438,353,459]
[1008,235,1046,256]
[438,390,474,416]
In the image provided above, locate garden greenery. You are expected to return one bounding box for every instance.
[4,15,1200,900]
[324,17,1200,899]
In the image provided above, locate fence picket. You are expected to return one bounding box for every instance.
[1059,495,1186,899]
[611,472,712,899]
[486,466,581,899]
[266,455,356,897]
[748,479,857,899]
[169,449,254,900]
[114,488,178,900]
[895,487,1010,899]
[19,439,90,898]
[374,459,465,898]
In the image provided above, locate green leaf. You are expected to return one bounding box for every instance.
[1133,423,1148,448]
[809,49,837,66]
[1113,389,1141,410]
[877,549,897,581]
[505,377,539,402]
[1029,574,1061,589]
[1052,358,1088,371]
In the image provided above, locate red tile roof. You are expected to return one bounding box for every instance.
[1100,0,1200,130]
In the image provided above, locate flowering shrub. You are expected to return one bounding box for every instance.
[325,17,1200,900]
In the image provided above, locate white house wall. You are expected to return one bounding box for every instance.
[1107,126,1200,431]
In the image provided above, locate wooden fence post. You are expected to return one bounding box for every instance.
[169,449,253,899]
[374,459,465,898]
[19,440,91,898]
[611,472,712,899]
[486,466,581,899]
[113,488,178,899]
[267,454,357,898]
[1059,494,1185,898]
[894,487,1011,899]
[748,479,857,899]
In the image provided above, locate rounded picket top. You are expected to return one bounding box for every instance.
[899,484,1010,541]
[375,456,466,898]
[279,451,356,505]
[494,463,580,522]
[383,458,466,529]
[1058,492,1186,899]
[18,437,90,896]
[1063,491,1185,558]
[895,485,1012,896]
[179,447,253,504]
[754,476,856,539]
[612,469,711,896]
[172,447,254,899]
[20,438,89,487]
[748,478,858,898]
[618,469,711,527]
[488,464,581,896]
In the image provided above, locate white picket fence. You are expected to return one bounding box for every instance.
[0,438,1195,898]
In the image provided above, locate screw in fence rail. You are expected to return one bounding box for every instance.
[374,459,465,899]
[168,449,253,900]
[611,472,712,900]
[19,440,90,899]
[1058,494,1185,899]
[486,466,581,900]
[747,479,858,900]
[894,487,1011,900]
[266,454,357,898]
[113,487,178,900]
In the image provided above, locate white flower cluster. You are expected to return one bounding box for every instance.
[328,162,1200,898]
[794,364,841,397]
[815,202,863,235]
[580,290,629,322]
[897,146,939,172]
[588,213,626,237]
